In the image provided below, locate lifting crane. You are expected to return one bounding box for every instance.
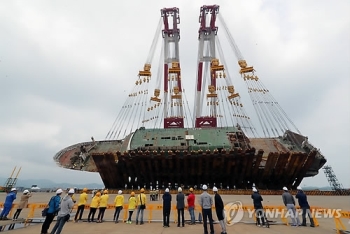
[2,166,21,192]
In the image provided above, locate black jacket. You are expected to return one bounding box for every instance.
[296,191,310,208]
[214,193,224,220]
[162,192,172,210]
[251,192,263,208]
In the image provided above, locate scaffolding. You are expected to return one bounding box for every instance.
[323,165,348,195]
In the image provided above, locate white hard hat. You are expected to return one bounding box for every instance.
[213,187,218,192]
[23,190,29,194]
[253,188,258,192]
[282,187,288,191]
[56,189,63,194]
[178,187,182,192]
[165,188,169,193]
[11,188,17,191]
[118,190,122,194]
[68,188,75,194]
[297,186,302,190]
[202,185,208,190]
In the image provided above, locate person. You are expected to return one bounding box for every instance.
[176,187,185,227]
[113,190,124,223]
[251,187,265,227]
[126,192,136,224]
[50,188,75,234]
[282,186,300,226]
[87,191,100,222]
[91,189,96,198]
[187,187,196,225]
[97,190,109,223]
[74,187,88,222]
[296,186,315,227]
[213,187,226,234]
[41,188,62,234]
[200,185,214,234]
[0,188,17,220]
[135,188,146,225]
[13,189,32,220]
[162,188,171,227]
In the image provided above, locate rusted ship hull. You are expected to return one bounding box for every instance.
[54,128,326,190]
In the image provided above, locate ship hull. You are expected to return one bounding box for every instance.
[54,127,326,189]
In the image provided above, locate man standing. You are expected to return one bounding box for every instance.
[41,188,62,234]
[74,188,88,222]
[162,188,171,227]
[187,187,196,225]
[135,188,146,225]
[97,189,109,223]
[113,190,123,223]
[213,187,226,234]
[176,187,185,227]
[296,186,315,227]
[0,188,17,220]
[200,185,214,234]
[251,187,265,227]
[50,188,75,234]
[13,189,32,220]
[282,187,300,226]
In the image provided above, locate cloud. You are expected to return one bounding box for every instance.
[0,0,349,188]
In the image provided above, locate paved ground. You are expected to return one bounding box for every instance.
[0,192,349,233]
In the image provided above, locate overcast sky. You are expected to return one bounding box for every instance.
[0,0,349,189]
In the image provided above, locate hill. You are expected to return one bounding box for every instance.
[0,177,103,190]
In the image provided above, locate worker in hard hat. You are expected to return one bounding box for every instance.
[251,187,265,227]
[176,187,185,227]
[213,187,226,234]
[282,187,300,226]
[113,190,124,223]
[199,185,214,234]
[41,188,63,234]
[162,188,171,227]
[296,186,315,227]
[51,188,75,234]
[0,188,17,220]
[12,189,32,220]
[135,188,146,225]
[74,188,88,222]
[187,187,196,225]
[97,190,109,223]
[127,192,136,224]
[87,192,101,222]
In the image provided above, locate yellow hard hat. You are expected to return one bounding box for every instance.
[189,187,194,192]
[95,192,101,197]
[131,192,135,196]
[103,190,108,194]
[140,188,145,193]
[83,188,88,192]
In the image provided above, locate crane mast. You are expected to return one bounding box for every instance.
[194,5,223,128]
[160,7,184,128]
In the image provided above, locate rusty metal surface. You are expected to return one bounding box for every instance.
[91,148,319,190]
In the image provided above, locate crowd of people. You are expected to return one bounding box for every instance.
[0,184,317,234]
[252,186,315,228]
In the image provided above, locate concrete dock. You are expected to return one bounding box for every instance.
[0,193,349,233]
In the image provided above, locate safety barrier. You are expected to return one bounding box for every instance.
[1,202,349,232]
[103,189,350,196]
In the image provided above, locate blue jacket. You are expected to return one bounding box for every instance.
[47,195,61,214]
[295,191,310,208]
[4,192,16,207]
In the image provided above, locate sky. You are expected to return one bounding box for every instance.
[0,0,349,188]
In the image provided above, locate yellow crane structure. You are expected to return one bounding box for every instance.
[0,166,21,192]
